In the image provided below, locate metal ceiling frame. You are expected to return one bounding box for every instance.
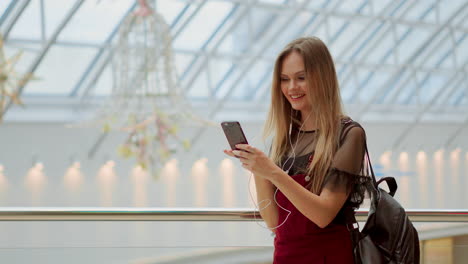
[188,0,340,147]
[353,2,467,121]
[255,2,372,102]
[392,59,468,150]
[178,2,243,94]
[1,0,31,38]
[0,0,19,28]
[0,0,85,121]
[341,0,420,104]
[76,1,199,101]
[69,2,138,97]
[0,0,465,132]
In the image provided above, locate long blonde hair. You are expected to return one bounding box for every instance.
[263,37,344,194]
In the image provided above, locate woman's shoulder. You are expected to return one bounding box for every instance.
[339,116,366,143]
[341,115,360,125]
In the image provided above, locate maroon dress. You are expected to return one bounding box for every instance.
[273,173,354,264]
[272,120,369,263]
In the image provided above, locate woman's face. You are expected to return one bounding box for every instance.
[280,51,311,114]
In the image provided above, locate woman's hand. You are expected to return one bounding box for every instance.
[223,144,281,180]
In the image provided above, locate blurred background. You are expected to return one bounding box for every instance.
[0,0,467,263]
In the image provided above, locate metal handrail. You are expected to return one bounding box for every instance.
[0,208,468,222]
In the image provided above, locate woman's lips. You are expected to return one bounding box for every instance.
[290,94,305,100]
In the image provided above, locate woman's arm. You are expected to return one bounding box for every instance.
[224,149,279,231]
[268,169,347,228]
[234,126,365,228]
[231,147,345,228]
[253,174,279,232]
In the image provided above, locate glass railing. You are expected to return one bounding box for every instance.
[1,207,468,221]
[0,208,467,263]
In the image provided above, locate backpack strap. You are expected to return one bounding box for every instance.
[376,177,398,197]
[339,118,377,187]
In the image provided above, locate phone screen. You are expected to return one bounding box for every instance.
[221,121,248,150]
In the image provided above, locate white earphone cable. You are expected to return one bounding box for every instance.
[248,111,312,232]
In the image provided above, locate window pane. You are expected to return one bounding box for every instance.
[58,0,134,44]
[173,2,233,50]
[8,0,42,39]
[23,45,98,95]
[0,0,14,20]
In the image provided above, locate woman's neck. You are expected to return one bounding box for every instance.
[299,110,316,131]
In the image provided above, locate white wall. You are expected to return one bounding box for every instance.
[0,121,467,263]
[0,121,467,208]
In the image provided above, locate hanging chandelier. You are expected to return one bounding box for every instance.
[91,0,211,177]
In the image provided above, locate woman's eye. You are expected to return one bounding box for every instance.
[280,78,289,82]
[298,76,305,81]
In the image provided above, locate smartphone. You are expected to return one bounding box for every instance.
[221,121,248,150]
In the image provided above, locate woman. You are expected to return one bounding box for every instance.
[224,37,370,263]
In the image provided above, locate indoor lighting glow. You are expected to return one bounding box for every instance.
[220,158,235,207]
[399,151,409,172]
[25,162,46,204]
[450,148,461,160]
[379,151,392,172]
[416,151,428,207]
[434,149,444,161]
[162,159,179,207]
[162,159,179,178]
[191,158,209,207]
[0,164,7,192]
[416,151,426,162]
[97,160,117,206]
[449,148,461,206]
[64,161,84,192]
[131,165,149,207]
[433,149,444,207]
[398,152,409,206]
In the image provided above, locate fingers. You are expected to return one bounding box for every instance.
[223,149,236,157]
[235,144,256,153]
[241,163,250,170]
[225,146,258,172]
[225,150,250,163]
[232,150,253,159]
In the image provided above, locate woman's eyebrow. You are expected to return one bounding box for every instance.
[281,70,305,76]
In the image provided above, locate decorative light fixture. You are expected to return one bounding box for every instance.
[87,0,211,177]
[0,34,36,122]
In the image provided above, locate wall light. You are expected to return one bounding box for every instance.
[64,161,84,192]
[192,158,209,207]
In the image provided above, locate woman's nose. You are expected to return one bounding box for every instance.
[288,80,297,90]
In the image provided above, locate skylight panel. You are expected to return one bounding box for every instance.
[23,46,98,95]
[58,0,134,44]
[8,0,42,39]
[173,1,233,50]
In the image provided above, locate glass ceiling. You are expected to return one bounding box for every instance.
[0,0,467,123]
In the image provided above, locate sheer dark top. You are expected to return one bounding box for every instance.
[280,118,371,224]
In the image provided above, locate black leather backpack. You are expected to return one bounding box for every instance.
[347,145,420,264]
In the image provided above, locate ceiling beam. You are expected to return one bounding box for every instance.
[391,59,468,150]
[0,0,85,121]
[77,1,194,101]
[0,0,20,28]
[2,0,31,39]
[69,2,138,97]
[387,12,468,106]
[188,0,338,147]
[353,3,467,121]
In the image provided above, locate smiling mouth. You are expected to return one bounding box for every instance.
[290,94,305,99]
